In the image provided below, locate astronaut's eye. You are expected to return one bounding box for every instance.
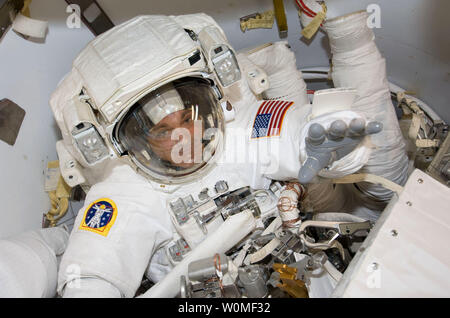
[150,127,171,139]
[157,130,170,137]
[182,113,193,124]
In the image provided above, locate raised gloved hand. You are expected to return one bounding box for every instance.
[298,118,382,184]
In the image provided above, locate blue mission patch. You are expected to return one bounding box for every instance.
[79,198,117,236]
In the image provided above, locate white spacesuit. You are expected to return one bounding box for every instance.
[37,6,407,298]
[0,227,69,297]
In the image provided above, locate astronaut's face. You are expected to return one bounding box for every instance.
[147,108,203,168]
[117,78,224,183]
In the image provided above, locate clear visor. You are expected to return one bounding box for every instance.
[116,78,224,183]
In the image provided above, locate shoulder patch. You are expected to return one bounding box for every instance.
[79,198,117,236]
[251,100,294,139]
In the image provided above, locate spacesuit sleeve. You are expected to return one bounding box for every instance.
[238,42,371,188]
[230,42,309,187]
[324,11,409,201]
[247,102,311,186]
[57,164,173,298]
[0,227,69,297]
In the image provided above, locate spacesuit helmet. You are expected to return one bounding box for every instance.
[115,76,224,184]
[50,15,243,188]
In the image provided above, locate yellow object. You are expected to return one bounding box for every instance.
[240,11,275,32]
[300,3,327,39]
[273,0,288,38]
[21,0,32,17]
[416,139,440,148]
[45,161,71,227]
[273,263,309,298]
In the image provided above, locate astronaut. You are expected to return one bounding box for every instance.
[46,6,408,298]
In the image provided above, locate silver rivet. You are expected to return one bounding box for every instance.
[406,201,412,206]
[391,229,398,237]
[418,178,423,184]
[370,262,379,270]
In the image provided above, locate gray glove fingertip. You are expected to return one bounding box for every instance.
[307,123,326,146]
[349,118,366,135]
[328,120,347,140]
[298,159,319,184]
[298,153,331,184]
[366,121,383,134]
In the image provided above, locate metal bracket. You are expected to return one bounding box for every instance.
[299,220,371,236]
[337,221,372,235]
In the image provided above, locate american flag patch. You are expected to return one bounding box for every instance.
[251,100,294,139]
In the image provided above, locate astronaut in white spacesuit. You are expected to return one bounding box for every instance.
[0,2,408,298]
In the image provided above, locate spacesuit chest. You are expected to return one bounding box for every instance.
[151,159,280,267]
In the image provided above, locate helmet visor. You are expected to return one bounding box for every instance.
[116,77,224,183]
